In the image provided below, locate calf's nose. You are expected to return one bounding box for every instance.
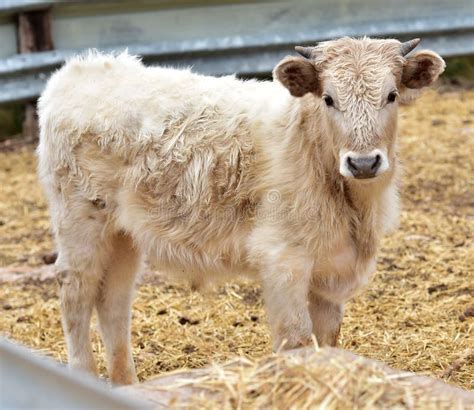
[346,154,381,179]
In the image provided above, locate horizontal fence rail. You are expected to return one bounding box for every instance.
[0,338,149,409]
[0,0,473,104]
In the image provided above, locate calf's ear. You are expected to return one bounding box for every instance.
[401,50,445,89]
[273,56,321,97]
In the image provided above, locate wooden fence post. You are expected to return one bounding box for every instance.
[16,9,54,140]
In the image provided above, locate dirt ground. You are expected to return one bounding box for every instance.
[0,89,472,390]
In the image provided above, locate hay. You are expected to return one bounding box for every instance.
[120,347,474,409]
[0,88,473,393]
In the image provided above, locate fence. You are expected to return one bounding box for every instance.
[0,0,473,104]
[0,338,149,409]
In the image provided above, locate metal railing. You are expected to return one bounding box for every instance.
[0,338,149,409]
[0,0,473,104]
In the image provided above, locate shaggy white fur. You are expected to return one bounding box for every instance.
[37,38,445,384]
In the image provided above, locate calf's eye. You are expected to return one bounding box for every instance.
[387,91,398,103]
[323,95,334,107]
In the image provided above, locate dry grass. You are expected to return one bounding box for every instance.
[0,89,473,394]
[125,347,472,409]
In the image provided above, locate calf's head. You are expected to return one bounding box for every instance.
[274,37,445,180]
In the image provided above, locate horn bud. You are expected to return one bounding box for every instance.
[400,38,421,56]
[295,46,314,59]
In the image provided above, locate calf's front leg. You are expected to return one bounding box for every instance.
[261,264,313,350]
[308,289,343,347]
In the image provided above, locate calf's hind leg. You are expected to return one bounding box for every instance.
[55,210,113,376]
[96,232,142,385]
[58,268,102,375]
